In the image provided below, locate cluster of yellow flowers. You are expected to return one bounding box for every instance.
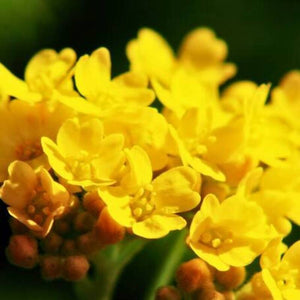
[1,27,300,298]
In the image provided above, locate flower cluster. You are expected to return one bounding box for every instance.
[1,27,300,299]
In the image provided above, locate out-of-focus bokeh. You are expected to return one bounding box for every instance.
[0,0,299,84]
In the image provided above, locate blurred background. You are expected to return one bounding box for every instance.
[0,0,299,298]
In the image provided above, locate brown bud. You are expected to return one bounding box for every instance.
[76,232,102,254]
[43,232,63,253]
[54,219,70,235]
[40,256,62,280]
[62,255,90,281]
[83,191,105,217]
[73,212,95,233]
[215,266,246,290]
[176,258,212,293]
[222,291,235,300]
[155,286,182,300]
[61,239,77,255]
[251,272,271,298]
[195,288,225,300]
[94,207,125,245]
[6,234,38,269]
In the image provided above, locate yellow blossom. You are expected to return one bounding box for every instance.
[126,28,176,85]
[58,47,154,116]
[41,117,125,188]
[0,160,71,237]
[0,48,76,102]
[261,239,300,300]
[178,27,236,85]
[103,106,171,171]
[99,146,201,239]
[0,100,72,182]
[188,193,276,271]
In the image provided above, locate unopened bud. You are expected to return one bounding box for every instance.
[176,258,212,293]
[42,232,63,253]
[54,220,70,235]
[77,232,102,254]
[251,272,271,298]
[195,288,225,300]
[62,255,90,281]
[74,212,95,233]
[62,239,77,255]
[83,191,105,217]
[40,256,62,280]
[222,291,235,300]
[155,286,182,300]
[6,234,38,269]
[215,266,246,290]
[94,207,125,245]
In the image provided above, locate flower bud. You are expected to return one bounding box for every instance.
[74,212,95,233]
[61,239,77,255]
[155,286,182,300]
[251,272,271,298]
[42,232,63,254]
[6,234,38,269]
[94,207,125,245]
[195,288,225,300]
[83,191,105,217]
[62,255,90,281]
[54,219,70,235]
[215,266,246,290]
[40,256,62,280]
[176,258,212,293]
[77,232,102,254]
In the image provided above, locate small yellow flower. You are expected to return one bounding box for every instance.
[42,117,125,188]
[99,146,201,239]
[126,28,176,85]
[261,239,300,300]
[59,47,154,116]
[0,100,72,182]
[1,161,71,237]
[188,193,276,271]
[0,48,76,102]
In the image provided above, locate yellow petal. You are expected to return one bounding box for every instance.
[153,166,201,213]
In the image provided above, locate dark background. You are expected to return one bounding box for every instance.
[0,0,299,299]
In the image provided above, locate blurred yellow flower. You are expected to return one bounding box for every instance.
[0,48,76,102]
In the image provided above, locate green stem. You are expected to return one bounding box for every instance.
[144,229,187,300]
[74,238,147,300]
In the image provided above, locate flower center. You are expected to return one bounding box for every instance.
[199,228,233,249]
[130,184,155,221]
[15,140,43,161]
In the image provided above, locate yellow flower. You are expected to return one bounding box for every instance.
[0,48,76,102]
[59,47,154,116]
[41,117,125,188]
[169,108,226,181]
[99,146,201,239]
[126,28,176,85]
[188,193,275,271]
[0,100,72,182]
[103,106,171,171]
[0,161,71,237]
[178,27,236,85]
[261,239,300,300]
[127,27,236,86]
[250,154,300,235]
